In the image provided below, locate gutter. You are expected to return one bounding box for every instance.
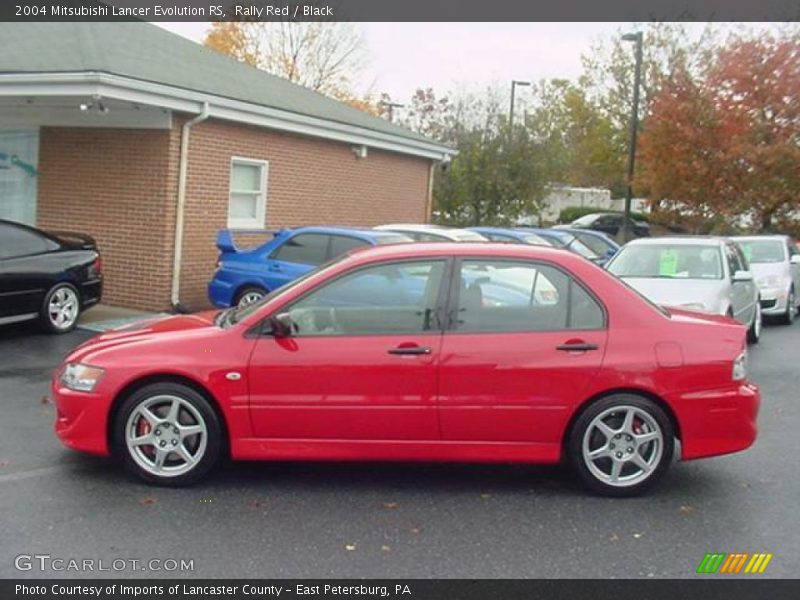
[170,101,210,312]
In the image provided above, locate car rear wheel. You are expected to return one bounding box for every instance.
[114,383,222,486]
[569,395,674,497]
[747,302,762,344]
[780,289,795,325]
[235,286,267,308]
[40,283,81,334]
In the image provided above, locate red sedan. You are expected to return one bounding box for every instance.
[52,243,759,496]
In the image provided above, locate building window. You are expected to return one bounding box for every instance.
[228,158,268,229]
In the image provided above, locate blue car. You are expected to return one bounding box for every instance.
[466,227,553,246]
[518,228,618,265]
[208,227,412,308]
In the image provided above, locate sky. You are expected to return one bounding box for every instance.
[156,22,773,103]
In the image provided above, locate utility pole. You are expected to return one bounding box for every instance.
[621,31,643,243]
[509,80,531,130]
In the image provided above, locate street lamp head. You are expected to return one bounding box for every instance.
[622,32,642,42]
[512,80,532,86]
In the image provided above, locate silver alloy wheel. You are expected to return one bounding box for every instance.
[125,394,208,478]
[788,291,796,322]
[582,405,664,488]
[48,286,79,329]
[237,291,264,307]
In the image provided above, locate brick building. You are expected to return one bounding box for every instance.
[0,23,452,311]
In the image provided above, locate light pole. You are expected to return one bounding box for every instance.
[379,100,404,123]
[621,31,643,243]
[509,80,531,129]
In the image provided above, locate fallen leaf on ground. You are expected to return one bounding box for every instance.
[249,500,262,508]
[138,496,157,506]
[632,533,644,539]
[382,502,398,509]
[344,544,357,551]
[409,527,422,535]
[40,396,52,405]
[381,545,391,553]
[679,505,694,514]
[480,493,492,499]
[608,533,619,542]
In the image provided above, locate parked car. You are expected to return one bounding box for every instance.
[375,223,488,242]
[558,228,620,264]
[466,227,552,246]
[53,242,759,496]
[518,228,607,264]
[208,227,412,308]
[731,235,800,325]
[0,219,102,333]
[606,237,761,343]
[564,212,650,238]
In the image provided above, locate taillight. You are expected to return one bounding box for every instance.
[94,257,103,273]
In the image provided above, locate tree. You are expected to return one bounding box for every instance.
[204,21,375,112]
[639,33,800,234]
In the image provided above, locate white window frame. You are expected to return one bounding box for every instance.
[228,157,268,229]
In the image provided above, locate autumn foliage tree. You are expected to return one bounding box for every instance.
[640,34,800,234]
[204,21,381,114]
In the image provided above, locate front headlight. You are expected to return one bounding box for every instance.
[732,351,748,381]
[60,363,105,392]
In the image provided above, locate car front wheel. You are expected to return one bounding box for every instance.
[781,289,796,325]
[114,382,222,486]
[747,302,762,344]
[569,395,674,497]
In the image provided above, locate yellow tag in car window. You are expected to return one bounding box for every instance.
[659,249,678,276]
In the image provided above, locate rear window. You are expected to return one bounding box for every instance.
[374,234,412,246]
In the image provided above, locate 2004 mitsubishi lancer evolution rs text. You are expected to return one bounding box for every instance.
[51,243,760,496]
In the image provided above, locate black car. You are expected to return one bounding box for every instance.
[568,212,650,239]
[0,219,102,333]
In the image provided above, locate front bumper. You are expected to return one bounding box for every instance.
[759,288,789,316]
[52,377,112,456]
[670,382,760,460]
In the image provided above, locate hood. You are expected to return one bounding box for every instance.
[621,277,726,314]
[749,261,790,283]
[67,311,219,362]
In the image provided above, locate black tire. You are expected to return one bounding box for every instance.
[780,288,795,326]
[113,382,223,486]
[569,394,674,497]
[747,302,761,344]
[39,283,81,334]
[234,286,267,308]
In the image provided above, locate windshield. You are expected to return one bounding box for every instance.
[375,234,413,245]
[521,234,550,246]
[453,230,488,241]
[574,232,615,255]
[220,255,348,327]
[608,244,723,280]
[736,239,786,264]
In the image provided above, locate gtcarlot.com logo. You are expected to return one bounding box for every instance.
[696,552,773,574]
[14,554,195,573]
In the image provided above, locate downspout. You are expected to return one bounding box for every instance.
[171,102,210,312]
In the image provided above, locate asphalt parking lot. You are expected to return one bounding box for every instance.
[0,320,798,579]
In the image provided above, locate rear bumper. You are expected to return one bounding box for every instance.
[51,377,111,456]
[670,382,760,460]
[80,279,102,309]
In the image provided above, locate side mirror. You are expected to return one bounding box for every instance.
[733,270,753,283]
[266,312,293,337]
[606,248,617,258]
[790,255,800,265]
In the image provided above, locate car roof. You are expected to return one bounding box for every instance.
[289,226,410,241]
[623,236,726,247]
[559,227,613,239]
[729,234,789,242]
[341,241,579,264]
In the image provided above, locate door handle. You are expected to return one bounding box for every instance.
[268,264,281,271]
[556,342,599,352]
[388,346,432,356]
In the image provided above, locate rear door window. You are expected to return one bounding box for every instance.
[329,235,370,258]
[0,223,52,259]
